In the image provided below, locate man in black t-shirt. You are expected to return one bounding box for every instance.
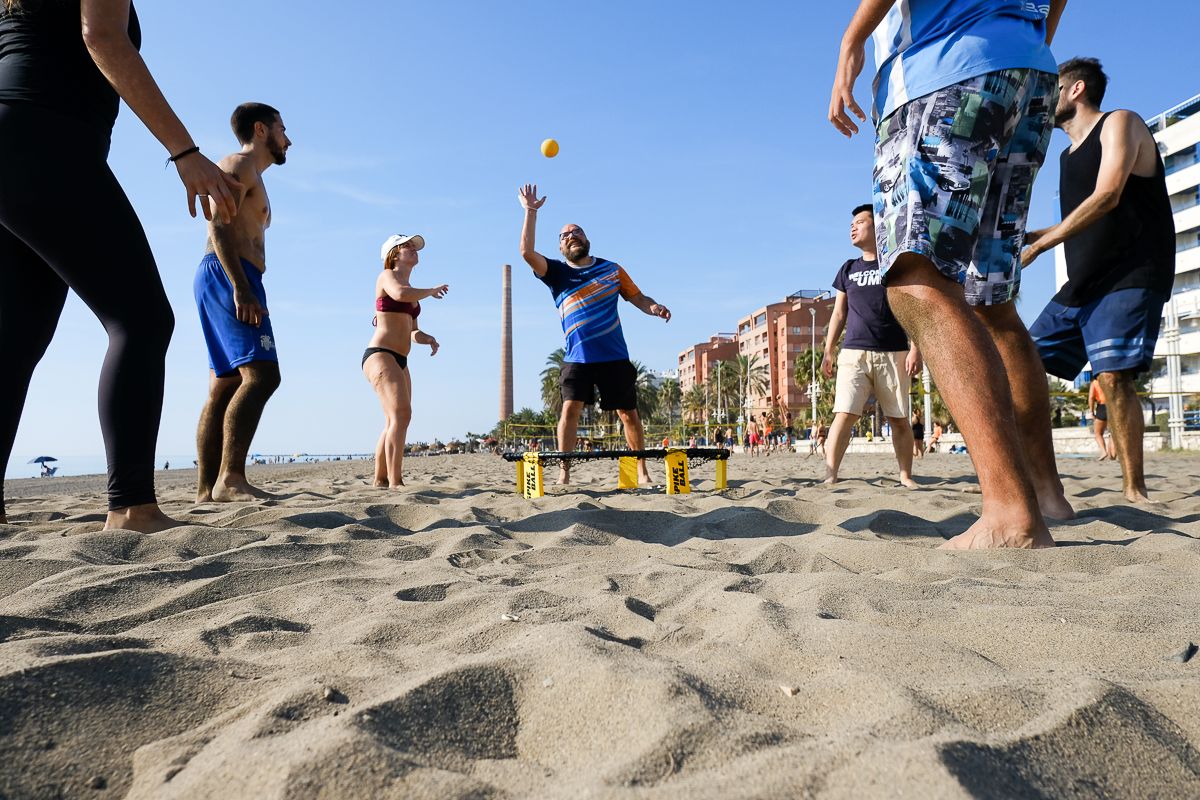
[820,205,922,486]
[1023,59,1174,504]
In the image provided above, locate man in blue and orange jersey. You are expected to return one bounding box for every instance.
[518,183,671,485]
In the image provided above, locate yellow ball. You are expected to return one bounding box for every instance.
[541,138,559,158]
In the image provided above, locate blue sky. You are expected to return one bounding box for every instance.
[6,0,1197,475]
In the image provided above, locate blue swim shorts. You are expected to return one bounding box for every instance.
[193,253,278,377]
[1030,288,1167,379]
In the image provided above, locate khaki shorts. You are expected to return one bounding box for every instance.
[833,349,911,418]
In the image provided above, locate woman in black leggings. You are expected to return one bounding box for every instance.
[0,0,239,531]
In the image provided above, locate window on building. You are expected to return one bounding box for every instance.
[1172,187,1200,214]
[1166,144,1199,176]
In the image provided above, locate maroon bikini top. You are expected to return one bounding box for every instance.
[376,294,420,318]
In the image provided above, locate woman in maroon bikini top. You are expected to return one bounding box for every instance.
[362,233,449,488]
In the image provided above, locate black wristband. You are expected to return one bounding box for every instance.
[166,145,200,166]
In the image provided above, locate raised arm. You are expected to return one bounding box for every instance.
[821,291,848,378]
[380,271,449,303]
[518,183,549,277]
[828,0,894,137]
[1045,0,1068,45]
[1022,110,1145,266]
[81,0,240,222]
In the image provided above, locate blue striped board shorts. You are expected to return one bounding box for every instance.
[1030,288,1168,379]
[873,68,1058,306]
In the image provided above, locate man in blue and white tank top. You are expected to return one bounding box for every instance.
[828,0,1071,550]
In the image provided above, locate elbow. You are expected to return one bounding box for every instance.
[1096,191,1120,214]
[81,22,128,55]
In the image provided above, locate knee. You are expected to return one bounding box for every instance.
[244,363,281,395]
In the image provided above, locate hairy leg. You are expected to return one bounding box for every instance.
[887,254,1051,549]
[886,416,916,487]
[213,361,281,502]
[1097,370,1148,502]
[196,371,240,501]
[556,401,585,484]
[617,407,652,483]
[823,412,859,484]
[974,301,1074,520]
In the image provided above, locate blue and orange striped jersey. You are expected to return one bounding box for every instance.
[538,257,641,364]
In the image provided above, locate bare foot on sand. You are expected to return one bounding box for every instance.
[940,517,1055,550]
[105,504,183,534]
[556,467,571,486]
[1038,491,1076,521]
[899,475,917,489]
[1125,487,1151,504]
[212,476,275,502]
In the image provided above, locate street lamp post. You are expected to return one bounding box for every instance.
[809,305,818,436]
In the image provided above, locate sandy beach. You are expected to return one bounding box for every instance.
[2,451,1199,798]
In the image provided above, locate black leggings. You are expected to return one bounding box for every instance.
[0,103,174,513]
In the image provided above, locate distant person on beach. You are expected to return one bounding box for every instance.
[911,412,926,459]
[363,233,446,488]
[1088,378,1115,461]
[829,0,1071,547]
[0,1,239,531]
[193,103,291,503]
[747,415,761,456]
[821,204,921,487]
[1025,58,1174,503]
[518,183,671,485]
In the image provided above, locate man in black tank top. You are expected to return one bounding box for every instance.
[1022,58,1176,504]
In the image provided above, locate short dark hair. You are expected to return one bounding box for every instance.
[1058,57,1107,107]
[852,204,873,217]
[230,102,281,144]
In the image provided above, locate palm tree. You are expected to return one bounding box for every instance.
[540,348,566,419]
[793,347,835,425]
[682,385,707,423]
[735,353,769,420]
[657,378,681,427]
[632,360,659,422]
[706,359,740,423]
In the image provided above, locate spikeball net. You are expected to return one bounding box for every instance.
[501,448,731,498]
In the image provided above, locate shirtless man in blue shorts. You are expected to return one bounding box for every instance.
[194,103,291,502]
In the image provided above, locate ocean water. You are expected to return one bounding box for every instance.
[5,453,373,480]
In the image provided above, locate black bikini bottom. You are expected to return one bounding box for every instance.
[362,347,407,369]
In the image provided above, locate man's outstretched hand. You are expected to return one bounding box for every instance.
[649,303,671,322]
[519,183,546,211]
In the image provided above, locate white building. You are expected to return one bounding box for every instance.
[1148,93,1200,401]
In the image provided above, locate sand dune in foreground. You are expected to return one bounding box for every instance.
[2,452,1199,798]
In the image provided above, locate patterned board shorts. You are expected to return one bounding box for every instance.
[873,68,1058,306]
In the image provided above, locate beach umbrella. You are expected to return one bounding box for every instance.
[28,456,57,463]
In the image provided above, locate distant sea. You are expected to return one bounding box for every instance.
[5,453,372,480]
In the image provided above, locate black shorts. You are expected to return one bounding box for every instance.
[560,359,638,411]
[1094,403,1107,422]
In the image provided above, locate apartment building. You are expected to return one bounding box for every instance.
[1149,92,1200,397]
[677,334,739,394]
[736,291,835,419]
